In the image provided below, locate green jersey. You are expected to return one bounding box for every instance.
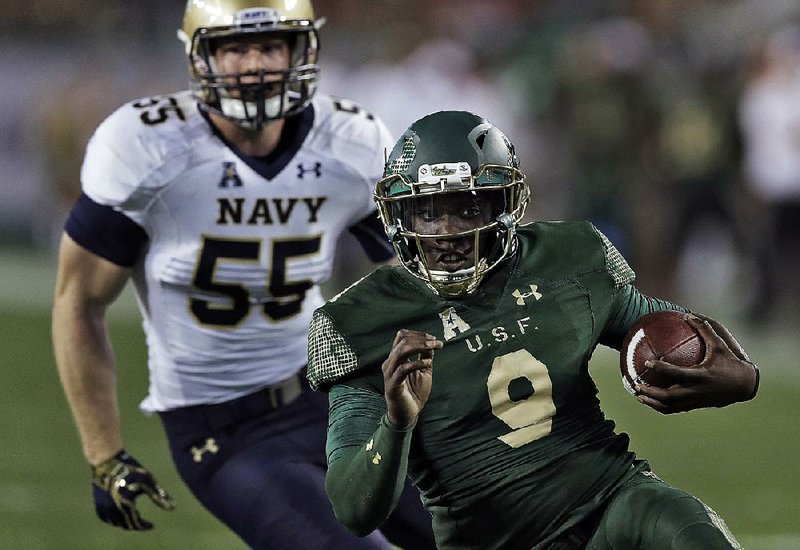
[308,221,684,549]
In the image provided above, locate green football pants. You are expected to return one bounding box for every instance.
[585,470,742,549]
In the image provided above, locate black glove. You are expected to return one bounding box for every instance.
[91,449,175,530]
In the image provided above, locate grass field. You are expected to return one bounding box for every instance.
[1,249,798,549]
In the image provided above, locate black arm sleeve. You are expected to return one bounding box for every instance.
[348,212,394,263]
[64,192,148,267]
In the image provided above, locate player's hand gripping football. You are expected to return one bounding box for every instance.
[91,449,175,530]
[636,316,759,414]
[382,330,443,429]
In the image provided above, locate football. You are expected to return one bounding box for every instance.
[619,310,706,394]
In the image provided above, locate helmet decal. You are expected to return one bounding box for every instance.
[385,136,417,177]
[467,123,493,165]
[502,134,519,168]
[233,8,281,25]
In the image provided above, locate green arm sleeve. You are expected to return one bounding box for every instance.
[600,283,689,350]
[324,384,415,537]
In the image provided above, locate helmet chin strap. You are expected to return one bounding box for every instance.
[428,266,477,281]
[219,94,294,127]
[424,260,486,297]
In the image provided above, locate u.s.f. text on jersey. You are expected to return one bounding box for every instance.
[438,306,538,353]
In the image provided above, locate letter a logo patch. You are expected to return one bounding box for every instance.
[219,162,243,188]
[439,307,471,341]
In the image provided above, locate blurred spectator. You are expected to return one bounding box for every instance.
[550,15,655,259]
[322,36,529,145]
[512,2,747,301]
[738,24,800,325]
[37,72,118,246]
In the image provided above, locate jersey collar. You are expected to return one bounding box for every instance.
[201,103,315,181]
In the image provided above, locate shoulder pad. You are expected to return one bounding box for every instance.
[82,91,200,206]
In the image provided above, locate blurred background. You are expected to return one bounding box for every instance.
[1,0,798,548]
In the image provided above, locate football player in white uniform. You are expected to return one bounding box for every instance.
[51,1,434,548]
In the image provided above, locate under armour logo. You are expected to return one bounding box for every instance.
[366,439,382,464]
[297,162,322,178]
[219,162,243,188]
[512,284,542,306]
[190,438,219,463]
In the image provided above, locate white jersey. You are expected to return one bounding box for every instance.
[79,91,393,412]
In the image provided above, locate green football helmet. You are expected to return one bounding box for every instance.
[178,0,321,129]
[375,110,529,297]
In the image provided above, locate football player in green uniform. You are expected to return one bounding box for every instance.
[306,111,759,549]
